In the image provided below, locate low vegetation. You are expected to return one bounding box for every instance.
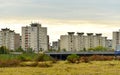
[66,54,116,63]
[0,53,57,67]
[0,53,118,68]
[67,54,79,63]
[0,59,20,67]
[0,53,120,75]
[0,46,9,54]
[88,46,107,51]
[35,53,53,62]
[0,61,120,75]
[89,55,114,61]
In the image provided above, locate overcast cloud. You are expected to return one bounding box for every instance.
[0,0,120,41]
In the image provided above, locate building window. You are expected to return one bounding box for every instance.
[71,48,72,50]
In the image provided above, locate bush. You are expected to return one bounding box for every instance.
[0,59,20,67]
[19,61,52,67]
[37,62,52,67]
[80,56,90,63]
[18,55,27,61]
[67,54,79,63]
[51,58,58,63]
[0,46,9,54]
[35,54,52,62]
[89,55,114,61]
[17,54,37,61]
[0,54,18,61]
[20,62,38,67]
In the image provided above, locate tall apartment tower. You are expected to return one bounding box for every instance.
[112,31,120,50]
[14,34,21,50]
[75,32,85,51]
[60,32,75,51]
[52,40,60,51]
[0,28,20,50]
[84,33,94,49]
[94,34,102,47]
[94,34,107,48]
[22,23,48,53]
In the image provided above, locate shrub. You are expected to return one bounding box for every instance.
[35,54,52,62]
[19,61,53,67]
[80,56,90,63]
[67,54,79,63]
[0,46,9,54]
[17,54,37,61]
[89,55,114,61]
[37,62,52,67]
[19,62,38,67]
[0,54,18,61]
[17,55,27,61]
[0,59,20,67]
[51,58,58,63]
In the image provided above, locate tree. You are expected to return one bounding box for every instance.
[35,53,52,62]
[26,47,34,53]
[94,46,107,51]
[88,46,107,51]
[0,46,9,54]
[67,54,79,63]
[62,48,66,52]
[88,48,95,51]
[15,46,24,52]
[83,48,86,51]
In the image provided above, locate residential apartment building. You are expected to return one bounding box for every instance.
[75,32,85,51]
[84,33,94,49]
[112,31,120,50]
[52,40,60,51]
[22,23,48,53]
[0,28,20,50]
[14,34,21,50]
[60,32,108,51]
[60,32,76,51]
[106,39,112,50]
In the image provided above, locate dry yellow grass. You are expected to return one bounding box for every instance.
[0,61,120,75]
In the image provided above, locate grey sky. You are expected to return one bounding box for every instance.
[0,0,120,20]
[0,0,120,41]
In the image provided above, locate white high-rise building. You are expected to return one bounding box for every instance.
[84,33,94,50]
[52,40,60,51]
[60,32,76,51]
[22,23,48,53]
[112,31,120,50]
[94,34,107,48]
[0,28,20,50]
[106,39,112,50]
[60,32,108,51]
[75,32,85,51]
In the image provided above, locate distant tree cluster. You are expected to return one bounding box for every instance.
[67,54,79,63]
[88,46,107,51]
[0,46,9,54]
[15,46,24,52]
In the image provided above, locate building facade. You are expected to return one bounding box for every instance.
[75,32,85,51]
[60,32,76,51]
[112,31,120,50]
[52,40,60,51]
[14,34,21,50]
[106,39,112,50]
[60,32,108,51]
[22,23,48,53]
[0,28,20,50]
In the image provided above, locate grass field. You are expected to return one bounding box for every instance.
[0,61,120,75]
